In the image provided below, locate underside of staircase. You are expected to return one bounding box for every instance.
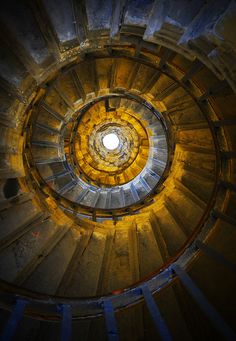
[0,0,236,340]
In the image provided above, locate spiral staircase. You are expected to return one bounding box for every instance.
[0,0,236,340]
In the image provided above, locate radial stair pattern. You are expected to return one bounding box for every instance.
[0,1,236,340]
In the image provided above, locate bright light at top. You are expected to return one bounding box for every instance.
[103,133,120,150]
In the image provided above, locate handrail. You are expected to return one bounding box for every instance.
[1,251,236,340]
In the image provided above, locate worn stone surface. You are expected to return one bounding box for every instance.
[0,1,235,339]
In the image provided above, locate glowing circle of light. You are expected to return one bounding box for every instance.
[102,133,120,150]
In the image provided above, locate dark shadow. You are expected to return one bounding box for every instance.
[3,178,20,199]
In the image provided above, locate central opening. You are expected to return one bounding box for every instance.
[103,133,120,150]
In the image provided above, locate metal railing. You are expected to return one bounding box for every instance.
[1,237,236,340]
